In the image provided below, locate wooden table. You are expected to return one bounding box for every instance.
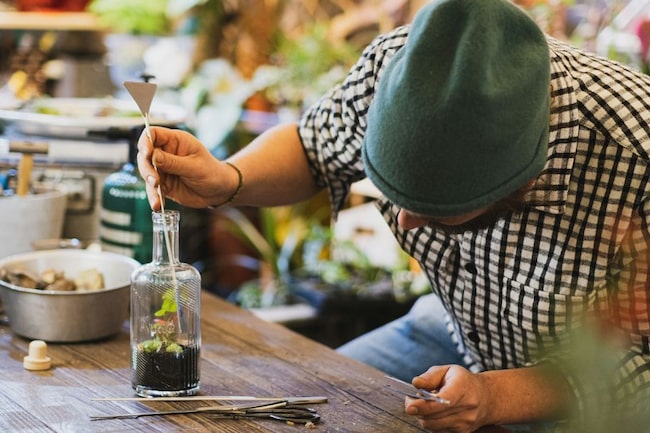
[0,291,510,432]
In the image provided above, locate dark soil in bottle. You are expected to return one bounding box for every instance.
[132,345,200,392]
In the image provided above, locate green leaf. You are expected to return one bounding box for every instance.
[221,207,279,275]
[140,339,162,353]
[165,342,183,353]
[155,289,179,316]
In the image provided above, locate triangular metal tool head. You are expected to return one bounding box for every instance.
[123,81,157,115]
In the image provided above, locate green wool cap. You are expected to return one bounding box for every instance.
[362,0,550,217]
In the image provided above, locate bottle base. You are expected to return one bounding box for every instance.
[131,344,200,397]
[134,385,200,398]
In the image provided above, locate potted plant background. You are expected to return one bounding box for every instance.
[220,204,430,311]
[219,203,322,309]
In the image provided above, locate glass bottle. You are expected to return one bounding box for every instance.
[130,210,201,397]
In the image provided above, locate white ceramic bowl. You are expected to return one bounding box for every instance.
[0,249,140,342]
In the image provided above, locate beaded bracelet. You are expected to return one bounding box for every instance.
[212,161,243,208]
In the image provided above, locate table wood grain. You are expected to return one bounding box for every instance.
[0,291,509,432]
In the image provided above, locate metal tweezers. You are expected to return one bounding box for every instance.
[384,375,451,405]
[90,400,321,424]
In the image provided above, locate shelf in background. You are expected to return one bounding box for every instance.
[0,11,101,31]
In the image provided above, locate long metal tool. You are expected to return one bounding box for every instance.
[89,398,326,423]
[123,81,170,233]
[123,80,182,330]
[92,395,328,403]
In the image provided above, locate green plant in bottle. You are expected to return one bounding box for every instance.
[138,289,183,354]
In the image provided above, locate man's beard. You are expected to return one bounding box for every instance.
[427,208,518,235]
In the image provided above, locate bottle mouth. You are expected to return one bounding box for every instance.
[152,209,180,225]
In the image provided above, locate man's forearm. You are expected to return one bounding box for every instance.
[228,122,322,207]
[478,364,574,426]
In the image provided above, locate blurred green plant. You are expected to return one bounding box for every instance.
[252,21,361,111]
[88,0,172,35]
[537,323,650,433]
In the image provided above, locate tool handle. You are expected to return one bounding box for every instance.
[16,154,33,196]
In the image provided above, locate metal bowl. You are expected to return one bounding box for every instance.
[0,250,140,342]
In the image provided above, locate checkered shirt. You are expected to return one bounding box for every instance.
[298,26,650,420]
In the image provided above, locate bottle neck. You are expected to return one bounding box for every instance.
[151,211,180,265]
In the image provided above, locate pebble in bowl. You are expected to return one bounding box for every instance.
[0,249,140,343]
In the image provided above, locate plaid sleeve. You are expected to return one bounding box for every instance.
[298,26,408,216]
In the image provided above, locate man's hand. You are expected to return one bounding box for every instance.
[136,126,236,210]
[404,363,572,432]
[405,365,491,433]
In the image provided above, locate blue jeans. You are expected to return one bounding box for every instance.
[337,293,470,381]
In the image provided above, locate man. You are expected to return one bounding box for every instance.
[137,0,650,431]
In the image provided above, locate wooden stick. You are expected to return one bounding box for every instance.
[16,153,33,196]
[9,141,49,197]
